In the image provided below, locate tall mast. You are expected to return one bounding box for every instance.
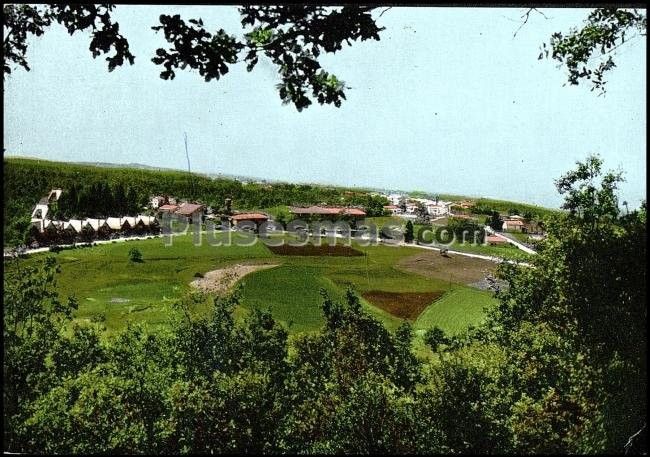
[184,132,194,199]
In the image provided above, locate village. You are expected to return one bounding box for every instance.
[18,186,544,256]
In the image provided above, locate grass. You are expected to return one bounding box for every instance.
[414,287,497,336]
[7,231,499,339]
[504,231,531,243]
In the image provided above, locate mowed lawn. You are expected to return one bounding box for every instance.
[8,232,498,337]
[414,287,497,336]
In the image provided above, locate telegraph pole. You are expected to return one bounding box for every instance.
[184,132,194,200]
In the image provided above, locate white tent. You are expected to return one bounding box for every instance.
[64,219,83,233]
[136,215,156,226]
[106,217,122,230]
[121,216,137,228]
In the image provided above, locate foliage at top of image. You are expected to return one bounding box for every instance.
[3,5,645,108]
[3,4,134,74]
[540,8,646,94]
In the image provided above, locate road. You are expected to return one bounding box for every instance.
[7,228,533,267]
[484,226,537,255]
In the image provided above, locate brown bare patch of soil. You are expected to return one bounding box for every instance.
[362,290,445,320]
[396,251,496,285]
[267,243,363,257]
[190,263,279,294]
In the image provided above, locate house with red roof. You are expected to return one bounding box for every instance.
[230,212,269,229]
[289,206,366,220]
[502,219,525,232]
[486,235,507,245]
[175,203,205,223]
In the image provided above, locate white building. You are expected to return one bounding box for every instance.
[387,193,404,206]
[150,196,165,209]
[425,201,451,217]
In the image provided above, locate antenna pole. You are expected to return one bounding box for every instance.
[184,132,193,199]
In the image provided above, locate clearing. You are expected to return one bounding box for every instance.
[361,290,445,320]
[190,263,279,294]
[396,250,497,285]
[7,232,499,337]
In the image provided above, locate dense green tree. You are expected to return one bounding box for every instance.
[3,257,78,452]
[477,155,646,453]
[423,325,449,352]
[487,210,503,231]
[404,220,414,243]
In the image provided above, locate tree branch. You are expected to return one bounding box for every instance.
[513,8,549,38]
[624,422,646,454]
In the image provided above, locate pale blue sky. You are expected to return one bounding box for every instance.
[3,6,646,208]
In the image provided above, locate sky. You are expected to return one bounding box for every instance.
[3,6,647,208]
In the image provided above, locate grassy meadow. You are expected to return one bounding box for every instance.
[6,231,499,342]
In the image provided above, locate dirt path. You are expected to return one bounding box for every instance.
[190,263,279,294]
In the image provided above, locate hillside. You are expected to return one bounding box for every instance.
[3,157,558,247]
[2,157,376,246]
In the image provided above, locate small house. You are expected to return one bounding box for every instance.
[486,235,507,245]
[176,203,205,223]
[231,213,269,230]
[383,205,402,215]
[502,219,525,232]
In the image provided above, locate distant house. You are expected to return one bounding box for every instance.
[383,205,402,215]
[175,203,205,222]
[289,206,366,220]
[231,213,269,228]
[387,194,404,206]
[426,202,451,217]
[404,202,418,214]
[150,195,166,209]
[82,218,110,239]
[486,235,507,245]
[42,219,63,234]
[60,220,79,242]
[137,215,157,226]
[158,204,179,214]
[502,219,525,232]
[83,219,103,232]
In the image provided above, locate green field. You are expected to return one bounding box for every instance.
[6,232,499,340]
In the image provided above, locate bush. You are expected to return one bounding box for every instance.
[128,247,143,263]
[89,313,106,323]
[194,272,204,278]
[48,245,62,253]
[424,326,450,352]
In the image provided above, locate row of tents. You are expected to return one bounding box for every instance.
[31,215,159,238]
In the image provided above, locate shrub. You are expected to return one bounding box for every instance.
[128,247,143,263]
[194,272,204,278]
[89,313,106,323]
